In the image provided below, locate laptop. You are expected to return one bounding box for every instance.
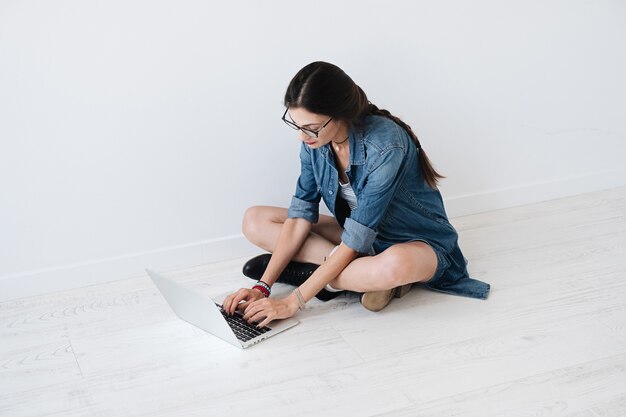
[146,269,299,349]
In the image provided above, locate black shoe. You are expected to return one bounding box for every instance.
[242,254,344,301]
[242,254,273,281]
[242,254,318,286]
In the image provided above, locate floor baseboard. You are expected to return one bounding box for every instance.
[2,168,625,302]
[0,235,258,302]
[444,169,626,218]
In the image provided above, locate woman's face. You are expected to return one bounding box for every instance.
[286,107,346,149]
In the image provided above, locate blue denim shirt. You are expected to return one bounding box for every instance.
[288,115,490,300]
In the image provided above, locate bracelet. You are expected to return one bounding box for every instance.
[256,280,271,294]
[252,285,270,297]
[293,288,306,311]
[252,280,271,298]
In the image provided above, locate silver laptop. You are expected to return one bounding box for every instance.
[146,269,299,349]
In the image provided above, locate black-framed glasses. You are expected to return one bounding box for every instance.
[282,108,332,138]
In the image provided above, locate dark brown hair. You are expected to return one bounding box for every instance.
[284,61,444,189]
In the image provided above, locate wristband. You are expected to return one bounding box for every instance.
[252,280,271,297]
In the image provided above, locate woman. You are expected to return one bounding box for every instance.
[223,61,490,327]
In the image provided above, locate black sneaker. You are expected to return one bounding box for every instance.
[242,254,343,301]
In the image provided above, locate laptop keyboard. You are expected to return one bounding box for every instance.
[217,304,271,342]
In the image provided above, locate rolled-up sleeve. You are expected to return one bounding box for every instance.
[287,143,321,224]
[342,217,377,253]
[341,146,407,253]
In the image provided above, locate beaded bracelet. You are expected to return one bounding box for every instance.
[252,280,271,298]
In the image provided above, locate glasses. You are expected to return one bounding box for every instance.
[282,108,332,138]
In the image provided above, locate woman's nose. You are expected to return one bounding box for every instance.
[298,130,310,141]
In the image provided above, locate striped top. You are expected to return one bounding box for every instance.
[338,180,358,210]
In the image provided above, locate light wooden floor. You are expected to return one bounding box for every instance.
[2,187,626,417]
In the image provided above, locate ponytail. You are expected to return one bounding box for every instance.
[366,103,444,189]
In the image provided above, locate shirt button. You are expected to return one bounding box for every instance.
[329,190,334,195]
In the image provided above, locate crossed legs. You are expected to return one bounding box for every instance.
[242,206,438,293]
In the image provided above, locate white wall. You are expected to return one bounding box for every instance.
[2,0,625,300]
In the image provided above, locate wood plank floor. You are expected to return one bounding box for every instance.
[2,186,626,417]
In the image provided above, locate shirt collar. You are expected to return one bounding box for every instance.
[350,128,365,165]
[319,128,365,166]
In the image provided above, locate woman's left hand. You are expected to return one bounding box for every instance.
[243,293,300,328]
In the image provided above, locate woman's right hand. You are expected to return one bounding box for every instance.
[222,288,265,316]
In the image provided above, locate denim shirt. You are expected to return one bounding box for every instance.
[287,115,490,300]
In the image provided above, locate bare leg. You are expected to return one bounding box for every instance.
[242,206,439,293]
[242,206,342,265]
[328,241,438,292]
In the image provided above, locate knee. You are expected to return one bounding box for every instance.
[376,250,413,288]
[242,206,265,241]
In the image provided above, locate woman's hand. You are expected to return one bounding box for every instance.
[222,288,265,316]
[243,293,300,328]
